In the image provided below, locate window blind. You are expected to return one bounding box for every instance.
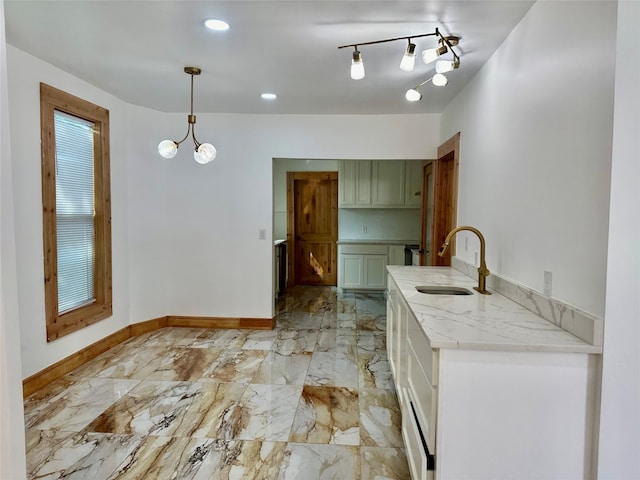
[54,110,96,313]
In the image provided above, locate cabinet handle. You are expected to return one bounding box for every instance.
[409,400,436,471]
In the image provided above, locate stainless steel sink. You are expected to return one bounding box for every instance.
[415,286,473,295]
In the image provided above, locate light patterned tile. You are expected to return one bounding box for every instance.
[279,443,361,480]
[358,353,394,390]
[26,432,142,480]
[145,347,223,382]
[235,384,302,442]
[252,352,312,385]
[84,380,201,437]
[135,327,194,347]
[356,313,386,332]
[273,329,319,355]
[305,351,358,388]
[27,378,140,432]
[90,346,170,380]
[171,382,247,440]
[356,331,386,354]
[316,330,357,356]
[241,330,278,350]
[361,446,411,480]
[289,386,359,445]
[201,349,267,384]
[359,388,403,447]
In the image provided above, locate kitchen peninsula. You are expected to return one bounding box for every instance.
[387,265,600,480]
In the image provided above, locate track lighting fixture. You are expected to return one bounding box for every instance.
[351,48,365,80]
[339,27,461,101]
[158,66,216,165]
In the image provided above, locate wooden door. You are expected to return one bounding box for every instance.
[287,172,338,286]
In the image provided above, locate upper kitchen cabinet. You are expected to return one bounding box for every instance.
[404,160,423,207]
[338,160,421,208]
[338,160,371,207]
[372,160,405,207]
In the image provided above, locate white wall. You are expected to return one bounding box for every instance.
[7,46,132,377]
[597,1,640,477]
[0,1,26,477]
[440,1,616,318]
[125,104,170,323]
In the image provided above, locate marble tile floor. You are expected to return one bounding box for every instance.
[24,286,411,480]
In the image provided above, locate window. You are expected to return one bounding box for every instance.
[40,83,112,341]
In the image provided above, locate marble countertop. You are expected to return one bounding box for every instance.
[338,239,419,245]
[387,266,599,354]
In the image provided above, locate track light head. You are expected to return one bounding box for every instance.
[422,43,448,65]
[400,41,417,72]
[405,88,422,102]
[351,48,365,80]
[432,73,448,86]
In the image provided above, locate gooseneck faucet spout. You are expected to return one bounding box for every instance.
[438,226,491,295]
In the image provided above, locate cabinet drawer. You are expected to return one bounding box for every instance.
[339,244,388,255]
[407,313,438,386]
[402,388,434,480]
[407,339,437,454]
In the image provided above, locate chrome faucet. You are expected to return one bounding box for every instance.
[438,226,491,295]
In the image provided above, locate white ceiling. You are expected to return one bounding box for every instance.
[4,1,534,115]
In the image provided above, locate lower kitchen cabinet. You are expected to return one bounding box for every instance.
[338,244,388,290]
[387,274,595,479]
[388,244,406,266]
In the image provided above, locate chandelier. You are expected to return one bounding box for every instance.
[158,66,217,165]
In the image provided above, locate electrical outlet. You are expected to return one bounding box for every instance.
[259,229,266,240]
[544,271,552,297]
[361,225,367,234]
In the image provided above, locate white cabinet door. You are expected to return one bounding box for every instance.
[338,160,371,207]
[339,254,364,288]
[338,160,356,206]
[372,160,405,207]
[364,255,387,289]
[355,160,371,205]
[405,160,423,207]
[388,245,406,266]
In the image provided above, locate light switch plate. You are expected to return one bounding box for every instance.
[259,229,266,240]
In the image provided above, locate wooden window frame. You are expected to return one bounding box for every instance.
[40,83,112,341]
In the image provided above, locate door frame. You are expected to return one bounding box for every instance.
[286,171,338,286]
[419,161,434,266]
[422,132,460,266]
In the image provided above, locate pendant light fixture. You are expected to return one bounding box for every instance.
[158,66,216,165]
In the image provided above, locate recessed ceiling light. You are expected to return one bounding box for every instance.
[261,93,277,100]
[204,18,230,31]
